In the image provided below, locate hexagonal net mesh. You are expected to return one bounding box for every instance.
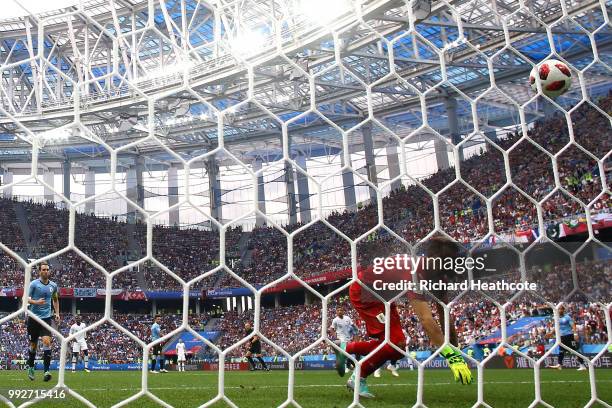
[0,0,610,407]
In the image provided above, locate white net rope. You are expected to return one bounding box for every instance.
[0,0,610,407]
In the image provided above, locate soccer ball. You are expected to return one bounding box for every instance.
[529,59,572,98]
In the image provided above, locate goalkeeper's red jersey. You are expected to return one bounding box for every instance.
[355,255,448,303]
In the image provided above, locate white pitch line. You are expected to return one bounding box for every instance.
[54,379,612,393]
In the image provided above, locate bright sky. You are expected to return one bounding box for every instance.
[4,0,78,19]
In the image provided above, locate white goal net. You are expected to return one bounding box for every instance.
[0,0,610,407]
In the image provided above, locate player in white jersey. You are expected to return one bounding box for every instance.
[331,308,355,343]
[69,315,90,372]
[331,308,358,371]
[176,339,186,372]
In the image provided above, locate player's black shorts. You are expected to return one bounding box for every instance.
[27,317,55,343]
[249,340,262,355]
[561,334,578,351]
[152,344,163,356]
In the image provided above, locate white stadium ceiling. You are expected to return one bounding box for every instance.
[0,0,609,169]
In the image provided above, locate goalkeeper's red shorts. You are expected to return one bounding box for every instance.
[349,281,406,346]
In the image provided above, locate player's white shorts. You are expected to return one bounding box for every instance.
[72,339,88,353]
[337,335,352,343]
[177,353,186,362]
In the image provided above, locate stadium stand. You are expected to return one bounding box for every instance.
[0,97,609,291]
[0,97,609,366]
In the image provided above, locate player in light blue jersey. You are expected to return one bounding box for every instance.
[26,261,60,382]
[550,305,587,371]
[150,315,167,373]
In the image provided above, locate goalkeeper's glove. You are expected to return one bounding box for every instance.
[441,345,473,385]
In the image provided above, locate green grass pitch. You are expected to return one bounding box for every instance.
[0,369,610,407]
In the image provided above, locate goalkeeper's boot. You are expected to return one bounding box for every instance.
[441,345,472,385]
[43,371,52,382]
[334,341,347,377]
[347,373,375,399]
[387,364,399,377]
[27,366,35,381]
[373,368,381,378]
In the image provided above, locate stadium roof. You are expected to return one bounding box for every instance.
[0,0,609,170]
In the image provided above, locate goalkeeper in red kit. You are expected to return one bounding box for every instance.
[334,236,473,398]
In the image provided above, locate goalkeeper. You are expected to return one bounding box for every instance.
[335,236,472,398]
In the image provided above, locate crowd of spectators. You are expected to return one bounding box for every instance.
[0,96,609,294]
[0,298,606,364]
[217,97,611,287]
[0,199,25,253]
[0,258,608,362]
[0,312,207,364]
[141,225,242,290]
[215,296,358,357]
[212,294,608,357]
[510,302,609,352]
[0,202,241,290]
